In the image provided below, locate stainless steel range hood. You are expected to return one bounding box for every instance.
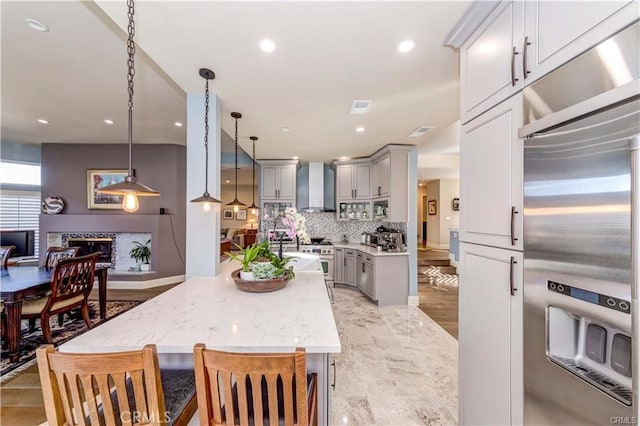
[297,162,336,212]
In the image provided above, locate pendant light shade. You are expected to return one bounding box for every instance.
[96,0,159,212]
[247,136,260,215]
[190,68,221,212]
[226,112,246,212]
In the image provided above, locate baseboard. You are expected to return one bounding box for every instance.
[427,243,450,250]
[449,253,459,268]
[407,295,419,306]
[107,274,185,290]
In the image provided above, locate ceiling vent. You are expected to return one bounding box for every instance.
[350,100,372,114]
[408,126,434,137]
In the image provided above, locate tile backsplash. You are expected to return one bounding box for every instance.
[262,212,406,242]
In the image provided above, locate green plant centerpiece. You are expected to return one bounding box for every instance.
[129,239,151,272]
[226,241,296,291]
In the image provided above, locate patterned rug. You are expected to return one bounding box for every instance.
[421,266,459,287]
[1,300,141,376]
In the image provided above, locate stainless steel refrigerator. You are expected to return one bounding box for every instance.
[522,22,639,425]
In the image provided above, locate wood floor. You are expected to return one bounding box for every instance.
[417,248,459,339]
[0,284,177,426]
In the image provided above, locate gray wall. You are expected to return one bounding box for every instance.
[40,143,186,278]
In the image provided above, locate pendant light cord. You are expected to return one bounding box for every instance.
[234,116,239,199]
[204,78,210,194]
[127,0,136,178]
[252,139,256,204]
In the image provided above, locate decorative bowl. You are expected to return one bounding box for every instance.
[231,269,290,293]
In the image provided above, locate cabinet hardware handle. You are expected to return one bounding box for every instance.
[510,256,518,296]
[511,47,519,87]
[354,189,357,198]
[523,36,531,79]
[511,206,519,245]
[344,257,346,267]
[331,360,336,389]
[362,262,365,273]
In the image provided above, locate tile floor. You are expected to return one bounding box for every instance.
[330,286,458,426]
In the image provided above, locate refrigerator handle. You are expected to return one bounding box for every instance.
[510,256,518,296]
[511,206,519,246]
[631,135,639,418]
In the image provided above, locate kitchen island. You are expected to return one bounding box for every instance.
[60,256,341,425]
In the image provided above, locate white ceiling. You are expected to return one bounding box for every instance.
[1,1,186,145]
[2,1,468,166]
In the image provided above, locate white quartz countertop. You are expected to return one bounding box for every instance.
[331,242,409,257]
[60,259,341,354]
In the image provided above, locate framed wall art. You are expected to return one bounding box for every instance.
[223,209,234,220]
[428,199,437,215]
[452,198,460,211]
[235,209,247,221]
[87,169,130,209]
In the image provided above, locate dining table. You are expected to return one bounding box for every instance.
[1,265,109,363]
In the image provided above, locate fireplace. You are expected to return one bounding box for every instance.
[68,237,113,264]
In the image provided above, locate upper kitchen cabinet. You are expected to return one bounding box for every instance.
[460,0,524,124]
[460,93,523,251]
[523,0,639,84]
[371,155,390,198]
[336,162,371,200]
[259,160,299,201]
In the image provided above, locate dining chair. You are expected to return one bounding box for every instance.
[0,245,15,269]
[36,344,197,426]
[44,246,80,270]
[193,344,318,426]
[22,253,98,343]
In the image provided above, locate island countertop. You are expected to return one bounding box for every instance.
[60,259,341,355]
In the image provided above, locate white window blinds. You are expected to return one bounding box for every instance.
[0,189,41,257]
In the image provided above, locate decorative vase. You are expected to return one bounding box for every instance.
[140,263,150,272]
[240,270,255,280]
[231,269,290,293]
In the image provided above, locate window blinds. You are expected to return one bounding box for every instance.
[0,189,41,257]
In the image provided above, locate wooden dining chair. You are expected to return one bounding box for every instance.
[22,253,98,343]
[193,344,318,426]
[36,344,197,426]
[0,245,15,269]
[44,246,80,270]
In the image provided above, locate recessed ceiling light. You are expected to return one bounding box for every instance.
[292,156,299,160]
[37,119,49,124]
[398,40,415,53]
[104,119,114,125]
[225,180,231,184]
[25,18,49,32]
[355,126,365,133]
[259,39,277,53]
[281,127,291,132]
[174,122,183,127]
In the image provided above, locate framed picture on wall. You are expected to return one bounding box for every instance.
[235,209,247,221]
[87,169,130,209]
[223,209,234,220]
[452,198,460,211]
[428,199,437,215]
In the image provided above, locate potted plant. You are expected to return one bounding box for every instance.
[130,239,151,272]
[226,241,296,283]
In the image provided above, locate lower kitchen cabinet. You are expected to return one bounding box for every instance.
[334,248,344,283]
[344,250,357,287]
[459,242,523,425]
[356,253,375,299]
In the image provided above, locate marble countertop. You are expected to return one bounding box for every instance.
[331,242,409,257]
[60,259,341,354]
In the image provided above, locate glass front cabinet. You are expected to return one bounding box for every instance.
[337,201,371,221]
[262,202,293,221]
[373,199,389,221]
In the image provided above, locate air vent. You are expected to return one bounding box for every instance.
[350,100,372,114]
[408,126,434,137]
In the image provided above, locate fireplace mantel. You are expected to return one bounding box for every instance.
[40,214,184,282]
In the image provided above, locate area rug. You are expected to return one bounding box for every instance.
[1,300,141,376]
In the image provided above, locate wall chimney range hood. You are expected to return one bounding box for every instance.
[298,162,336,212]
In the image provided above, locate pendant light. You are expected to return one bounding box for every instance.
[226,112,246,212]
[190,68,222,212]
[96,0,159,212]
[247,136,260,216]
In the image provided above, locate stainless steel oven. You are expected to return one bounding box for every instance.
[300,243,334,286]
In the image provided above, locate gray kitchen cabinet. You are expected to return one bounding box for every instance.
[372,154,390,198]
[259,160,298,201]
[523,0,639,84]
[336,162,371,200]
[459,242,523,425]
[370,146,410,222]
[356,252,375,300]
[344,249,357,287]
[334,248,344,284]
